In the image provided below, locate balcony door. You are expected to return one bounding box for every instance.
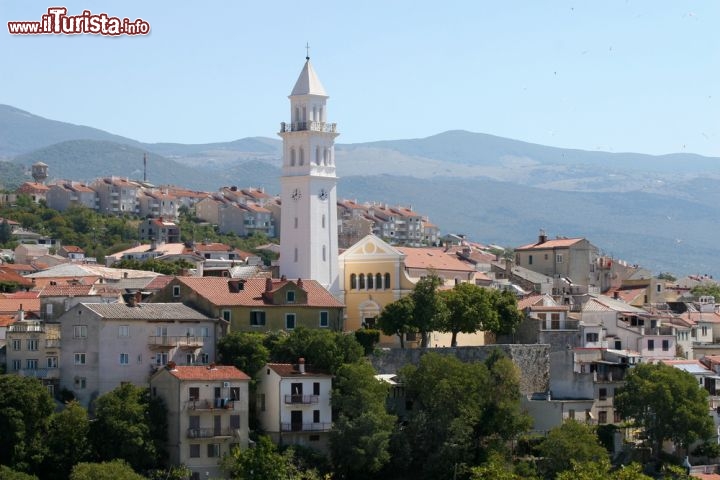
[291,410,303,431]
[291,382,303,403]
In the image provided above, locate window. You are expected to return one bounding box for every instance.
[250,311,266,326]
[528,255,533,265]
[156,326,168,337]
[599,388,607,400]
[598,410,607,424]
[313,410,320,423]
[350,274,357,289]
[74,353,86,365]
[73,325,87,338]
[118,325,129,337]
[198,326,209,337]
[647,339,654,351]
[258,393,266,412]
[662,339,669,351]
[556,254,563,263]
[359,274,365,289]
[77,377,87,389]
[189,387,200,401]
[384,273,391,288]
[207,444,221,458]
[367,273,373,289]
[230,415,240,429]
[286,291,296,303]
[586,333,599,343]
[614,411,622,423]
[313,382,320,396]
[11,359,21,371]
[120,353,129,365]
[322,245,326,262]
[199,352,209,364]
[47,356,58,368]
[322,214,326,228]
[25,358,38,369]
[11,339,21,351]
[376,273,383,289]
[155,352,168,365]
[172,285,181,297]
[186,353,196,364]
[702,326,709,336]
[286,313,296,330]
[27,339,39,351]
[189,444,200,458]
[222,310,232,322]
[319,311,329,328]
[294,217,298,228]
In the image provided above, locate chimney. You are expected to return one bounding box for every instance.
[613,291,620,300]
[265,277,273,292]
[18,305,25,323]
[297,278,304,289]
[298,357,305,374]
[538,229,547,244]
[166,361,177,370]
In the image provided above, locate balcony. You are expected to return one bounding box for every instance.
[281,422,332,432]
[8,324,44,333]
[186,398,238,411]
[45,339,61,349]
[186,427,235,439]
[17,368,59,380]
[279,121,337,134]
[148,335,204,350]
[284,394,319,405]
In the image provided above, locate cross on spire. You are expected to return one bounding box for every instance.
[305,42,310,60]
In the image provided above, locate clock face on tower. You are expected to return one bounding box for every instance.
[319,188,328,201]
[291,188,302,201]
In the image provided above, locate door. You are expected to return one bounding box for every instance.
[291,410,302,431]
[291,382,303,403]
[214,415,221,436]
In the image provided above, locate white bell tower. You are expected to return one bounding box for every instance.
[278,54,340,295]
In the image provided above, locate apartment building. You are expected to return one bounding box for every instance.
[5,313,61,397]
[45,181,98,212]
[91,177,141,215]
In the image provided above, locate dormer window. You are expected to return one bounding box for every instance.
[287,291,296,303]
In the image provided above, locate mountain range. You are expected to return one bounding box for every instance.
[2,103,719,277]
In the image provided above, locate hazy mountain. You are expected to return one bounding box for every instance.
[4,103,720,276]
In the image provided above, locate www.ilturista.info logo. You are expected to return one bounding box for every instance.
[8,7,150,35]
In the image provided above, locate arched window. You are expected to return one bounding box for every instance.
[294,107,300,123]
[376,273,383,289]
[323,148,329,166]
[367,273,374,289]
[290,148,296,166]
[384,273,391,289]
[359,274,365,290]
[294,247,298,262]
[350,274,357,290]
[319,106,324,122]
[312,106,317,121]
[294,217,298,229]
[322,214,326,228]
[299,148,304,165]
[322,245,326,262]
[316,146,321,165]
[302,106,307,122]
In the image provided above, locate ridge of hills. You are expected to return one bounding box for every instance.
[2,104,719,277]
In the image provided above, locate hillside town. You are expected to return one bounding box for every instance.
[2,59,720,480]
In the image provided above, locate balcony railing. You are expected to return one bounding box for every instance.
[8,324,44,333]
[281,422,332,432]
[186,398,238,411]
[148,335,205,349]
[284,394,319,405]
[186,427,235,439]
[45,339,61,348]
[279,121,337,133]
[17,368,59,379]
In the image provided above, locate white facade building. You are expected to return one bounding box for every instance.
[278,57,340,296]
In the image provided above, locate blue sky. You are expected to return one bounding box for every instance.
[2,1,718,156]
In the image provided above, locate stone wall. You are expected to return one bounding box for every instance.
[370,344,550,395]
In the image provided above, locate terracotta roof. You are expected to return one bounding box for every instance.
[2,263,39,273]
[167,365,250,381]
[692,474,720,480]
[40,284,95,296]
[0,268,35,287]
[144,275,174,291]
[266,363,332,378]
[17,182,50,193]
[396,247,476,273]
[606,287,647,305]
[530,305,570,312]
[516,238,584,250]
[61,245,85,253]
[2,291,40,299]
[679,311,720,325]
[174,277,344,308]
[0,297,40,314]
[194,243,235,252]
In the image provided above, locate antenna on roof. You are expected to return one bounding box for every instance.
[305,42,310,60]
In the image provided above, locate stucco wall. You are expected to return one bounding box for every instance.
[370,344,550,395]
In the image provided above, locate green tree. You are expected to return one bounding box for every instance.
[0,218,12,244]
[470,452,536,480]
[90,384,167,473]
[329,362,395,479]
[615,362,714,456]
[377,295,416,349]
[41,401,91,480]
[657,272,677,282]
[217,331,270,381]
[691,283,720,301]
[270,327,363,374]
[489,290,524,336]
[410,274,448,348]
[440,283,495,347]
[69,460,145,480]
[537,420,608,479]
[0,465,39,480]
[222,435,321,480]
[555,460,653,480]
[0,375,54,472]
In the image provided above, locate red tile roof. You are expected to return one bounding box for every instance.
[0,297,40,314]
[2,291,40,299]
[516,238,584,250]
[0,268,35,287]
[40,284,94,296]
[266,363,332,378]
[167,365,250,381]
[0,315,16,327]
[517,294,550,310]
[397,247,476,273]
[174,277,344,308]
[194,242,235,252]
[144,275,174,291]
[61,245,85,253]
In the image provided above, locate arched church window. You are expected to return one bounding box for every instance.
[299,148,304,166]
[316,146,321,165]
[322,245,327,262]
[367,273,374,289]
[290,148,296,166]
[350,274,357,290]
[294,247,298,262]
[322,214,326,228]
[323,148,329,166]
[384,273,391,289]
[376,273,383,289]
[359,274,365,290]
[294,107,299,124]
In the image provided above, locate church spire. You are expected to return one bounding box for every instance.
[290,55,327,97]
